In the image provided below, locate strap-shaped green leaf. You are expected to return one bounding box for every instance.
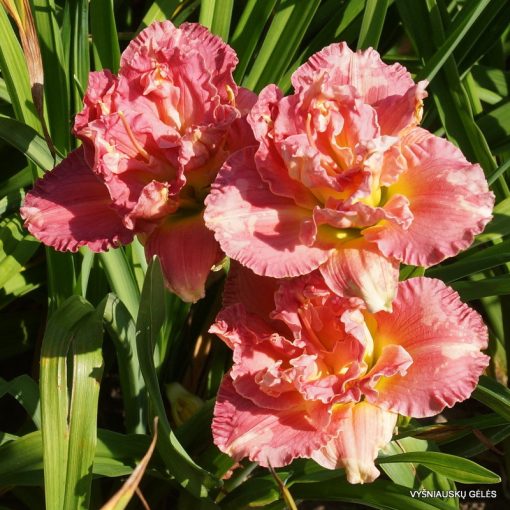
[0,167,32,198]
[396,0,496,175]
[40,295,104,510]
[455,0,510,74]
[243,0,321,92]
[70,0,90,114]
[416,0,492,83]
[0,428,154,485]
[427,238,510,282]
[474,197,510,244]
[135,258,218,498]
[477,98,510,154]
[378,452,500,484]
[0,431,43,486]
[0,214,39,289]
[199,0,233,41]
[0,114,57,172]
[0,5,41,131]
[230,0,278,82]
[292,478,456,510]
[99,249,141,321]
[138,0,182,31]
[99,420,158,510]
[32,0,70,152]
[381,437,457,507]
[0,375,41,429]
[443,424,510,459]
[63,309,104,509]
[474,375,510,422]
[0,77,10,102]
[219,476,281,510]
[357,0,390,50]
[278,0,365,92]
[100,293,146,434]
[90,0,120,73]
[452,275,510,300]
[488,159,510,186]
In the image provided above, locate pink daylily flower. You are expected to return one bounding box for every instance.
[21,21,256,302]
[204,43,494,312]
[211,265,489,483]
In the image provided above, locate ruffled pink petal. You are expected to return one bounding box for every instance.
[224,87,258,154]
[144,211,222,302]
[121,20,237,91]
[379,144,407,187]
[325,91,380,153]
[363,129,495,266]
[204,147,331,278]
[234,87,258,116]
[232,350,306,411]
[248,85,319,208]
[272,272,332,344]
[21,148,134,252]
[291,43,415,105]
[209,303,275,350]
[314,194,413,231]
[249,85,284,142]
[320,240,399,312]
[178,124,231,174]
[279,134,331,190]
[375,81,428,136]
[210,304,303,409]
[85,111,181,216]
[271,273,369,364]
[120,21,237,130]
[312,402,397,483]
[120,20,178,75]
[125,181,180,229]
[358,345,413,399]
[298,363,366,405]
[222,261,279,319]
[213,376,346,467]
[74,70,118,134]
[179,22,238,97]
[368,277,490,417]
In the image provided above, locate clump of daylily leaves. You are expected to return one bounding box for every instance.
[21,21,494,484]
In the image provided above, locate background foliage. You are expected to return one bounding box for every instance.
[0,0,509,508]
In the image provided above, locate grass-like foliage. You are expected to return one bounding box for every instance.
[1,1,510,509]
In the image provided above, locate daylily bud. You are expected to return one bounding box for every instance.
[1,0,54,154]
[165,382,204,427]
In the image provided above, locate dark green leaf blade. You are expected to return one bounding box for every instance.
[135,257,218,498]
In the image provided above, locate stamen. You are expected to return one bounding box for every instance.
[98,100,110,116]
[225,84,236,106]
[321,158,337,176]
[262,114,273,125]
[305,112,318,151]
[117,111,150,161]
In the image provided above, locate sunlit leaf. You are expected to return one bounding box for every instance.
[357,0,390,50]
[199,0,233,41]
[40,296,103,510]
[244,0,321,92]
[378,452,500,484]
[0,114,57,171]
